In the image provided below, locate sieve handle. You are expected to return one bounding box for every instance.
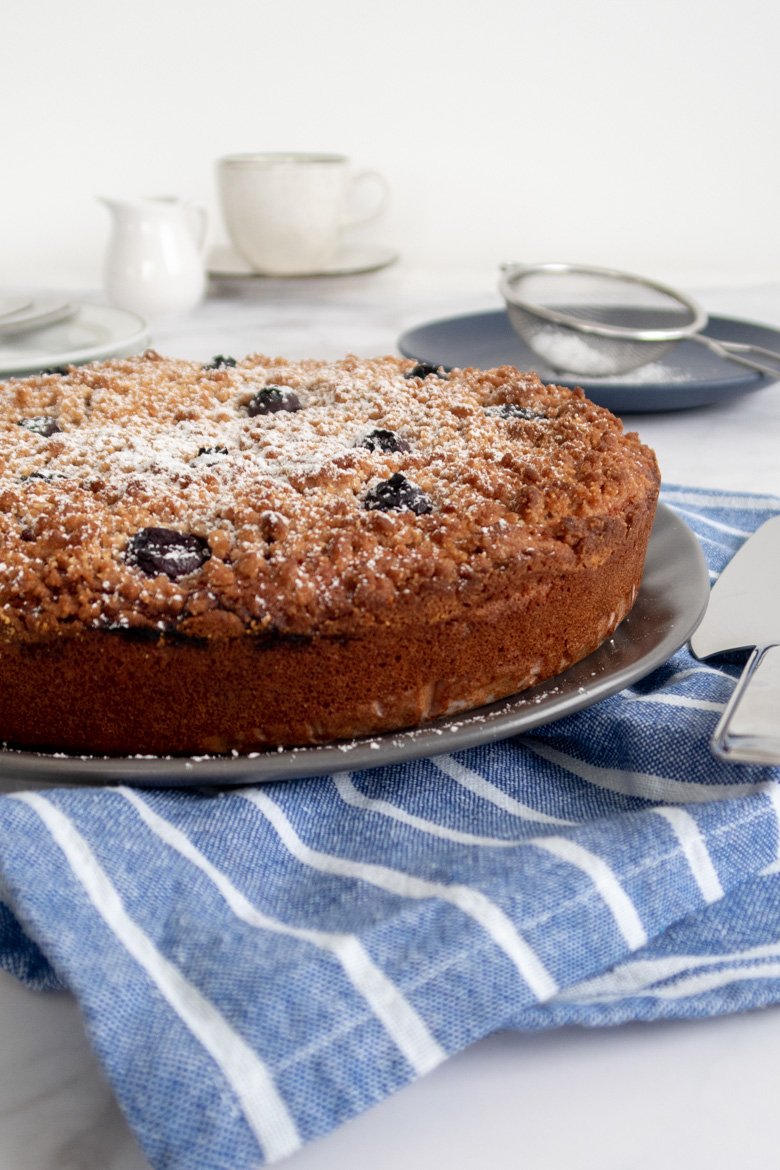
[691,333,780,378]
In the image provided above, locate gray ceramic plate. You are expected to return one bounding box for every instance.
[0,505,708,788]
[398,310,779,413]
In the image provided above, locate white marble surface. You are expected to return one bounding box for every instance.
[2,265,780,1170]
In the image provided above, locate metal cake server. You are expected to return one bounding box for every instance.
[690,515,780,764]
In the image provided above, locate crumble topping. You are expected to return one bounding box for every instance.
[0,352,659,639]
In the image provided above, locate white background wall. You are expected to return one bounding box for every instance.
[2,0,779,289]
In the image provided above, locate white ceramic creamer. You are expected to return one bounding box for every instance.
[100,196,208,318]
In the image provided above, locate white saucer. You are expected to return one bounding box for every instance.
[208,242,399,280]
[0,297,76,337]
[0,297,33,320]
[0,304,148,377]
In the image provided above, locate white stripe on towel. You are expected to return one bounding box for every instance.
[530,836,647,949]
[634,960,780,1000]
[621,693,726,713]
[120,788,445,1076]
[241,789,558,1001]
[557,937,780,1004]
[636,665,736,688]
[580,959,780,1006]
[650,808,724,903]
[432,754,577,825]
[334,773,536,846]
[661,490,780,513]
[12,792,301,1162]
[521,739,771,804]
[669,507,752,538]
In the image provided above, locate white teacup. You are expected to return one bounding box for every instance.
[217,152,389,276]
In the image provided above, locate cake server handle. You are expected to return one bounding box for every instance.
[710,643,780,763]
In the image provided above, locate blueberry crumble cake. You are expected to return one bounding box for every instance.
[0,352,660,755]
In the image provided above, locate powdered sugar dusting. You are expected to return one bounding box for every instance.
[0,351,658,639]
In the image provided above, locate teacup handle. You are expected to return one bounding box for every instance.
[341,170,390,228]
[185,201,209,253]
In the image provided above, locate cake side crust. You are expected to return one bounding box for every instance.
[0,491,655,754]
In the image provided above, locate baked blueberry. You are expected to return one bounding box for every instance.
[364,472,432,515]
[246,386,301,416]
[203,355,237,369]
[20,470,59,482]
[40,366,70,376]
[126,527,212,579]
[358,428,411,454]
[485,404,547,421]
[403,361,447,380]
[19,416,61,437]
[196,446,229,456]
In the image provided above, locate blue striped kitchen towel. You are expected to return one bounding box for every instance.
[1,484,780,1170]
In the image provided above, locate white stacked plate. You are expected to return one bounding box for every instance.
[0,298,148,378]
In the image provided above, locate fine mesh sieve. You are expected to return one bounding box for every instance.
[499,262,780,379]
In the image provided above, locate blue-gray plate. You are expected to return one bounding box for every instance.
[398,309,780,413]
